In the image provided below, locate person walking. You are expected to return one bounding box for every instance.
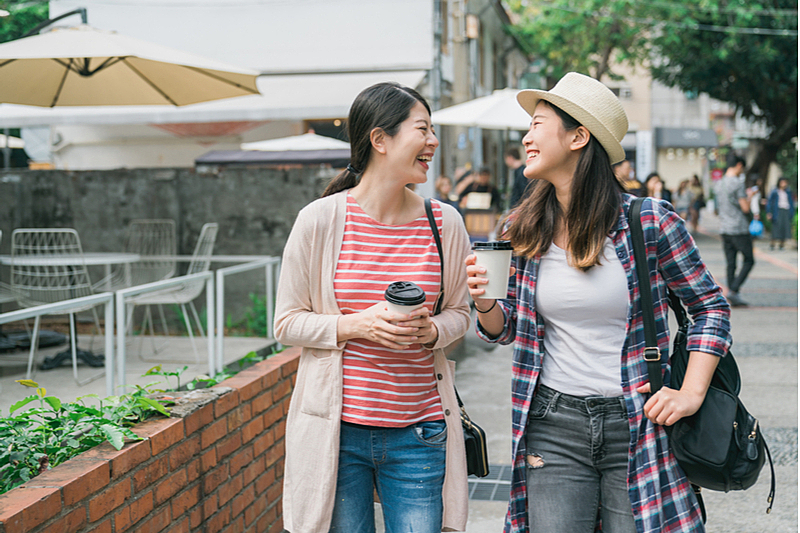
[506,146,529,208]
[767,177,795,250]
[687,174,705,232]
[465,72,731,533]
[613,159,643,196]
[714,155,755,306]
[458,166,502,210]
[435,174,461,213]
[674,179,693,220]
[644,171,672,204]
[274,82,472,533]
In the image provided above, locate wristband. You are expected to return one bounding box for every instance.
[475,300,497,314]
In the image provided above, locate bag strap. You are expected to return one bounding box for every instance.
[629,197,664,393]
[424,198,444,316]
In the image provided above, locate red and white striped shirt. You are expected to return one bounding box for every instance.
[335,193,444,427]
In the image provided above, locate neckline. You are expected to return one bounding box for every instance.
[347,191,429,227]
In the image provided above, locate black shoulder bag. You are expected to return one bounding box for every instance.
[629,197,774,521]
[425,198,490,478]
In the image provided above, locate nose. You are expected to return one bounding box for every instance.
[428,130,440,149]
[522,123,534,146]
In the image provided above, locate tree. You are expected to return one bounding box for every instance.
[649,0,798,183]
[505,0,654,83]
[0,1,48,44]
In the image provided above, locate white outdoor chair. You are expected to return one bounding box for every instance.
[10,228,105,385]
[127,223,218,363]
[0,230,16,305]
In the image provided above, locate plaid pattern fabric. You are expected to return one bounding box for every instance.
[477,195,732,533]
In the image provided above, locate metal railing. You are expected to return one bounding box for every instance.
[215,257,280,374]
[0,293,115,396]
[115,272,214,392]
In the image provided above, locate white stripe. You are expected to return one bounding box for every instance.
[342,402,441,415]
[337,249,439,258]
[346,345,432,360]
[343,375,437,387]
[341,411,443,424]
[343,364,434,377]
[334,269,440,276]
[341,240,435,249]
[334,278,438,286]
[344,385,438,397]
[342,394,440,407]
[336,259,440,267]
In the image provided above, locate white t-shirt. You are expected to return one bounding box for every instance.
[536,238,629,397]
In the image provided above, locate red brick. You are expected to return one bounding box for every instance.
[203,497,219,524]
[260,365,280,388]
[272,420,287,440]
[222,515,245,533]
[187,458,201,482]
[267,515,284,533]
[277,350,300,377]
[242,454,266,486]
[184,402,214,436]
[207,506,232,533]
[114,491,153,532]
[265,483,282,507]
[133,416,185,456]
[88,480,131,522]
[231,485,256,517]
[254,467,276,495]
[227,404,252,433]
[252,430,275,457]
[165,517,190,533]
[155,468,188,505]
[22,458,109,506]
[250,392,272,416]
[171,484,201,518]
[229,445,254,476]
[169,434,201,470]
[137,506,170,533]
[220,371,263,401]
[0,486,61,533]
[85,519,112,533]
[261,404,282,429]
[201,418,228,449]
[216,433,243,462]
[40,506,86,533]
[190,507,204,530]
[110,440,152,478]
[241,416,264,444]
[201,448,218,472]
[204,463,230,494]
[133,456,169,493]
[265,440,285,467]
[218,473,243,506]
[213,389,240,417]
[271,379,292,402]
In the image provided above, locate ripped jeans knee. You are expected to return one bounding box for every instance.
[526,453,545,469]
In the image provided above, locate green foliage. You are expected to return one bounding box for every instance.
[776,141,798,192]
[186,350,271,390]
[144,364,188,391]
[0,378,170,495]
[225,293,270,337]
[0,1,48,44]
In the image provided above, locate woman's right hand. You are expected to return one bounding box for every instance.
[337,302,420,350]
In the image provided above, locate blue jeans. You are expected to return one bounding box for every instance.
[525,385,636,533]
[329,420,447,533]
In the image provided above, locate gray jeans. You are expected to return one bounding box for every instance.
[525,384,637,533]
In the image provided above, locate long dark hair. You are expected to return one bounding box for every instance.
[322,82,431,197]
[505,101,623,271]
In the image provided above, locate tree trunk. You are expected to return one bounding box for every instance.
[748,113,798,185]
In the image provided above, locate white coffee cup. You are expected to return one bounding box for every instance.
[472,241,514,300]
[384,281,426,344]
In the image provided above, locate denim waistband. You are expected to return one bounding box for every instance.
[536,384,627,414]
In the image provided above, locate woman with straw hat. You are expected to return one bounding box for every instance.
[466,72,731,532]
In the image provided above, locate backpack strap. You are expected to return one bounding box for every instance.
[424,198,444,316]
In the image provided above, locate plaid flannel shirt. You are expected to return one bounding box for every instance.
[477,195,732,533]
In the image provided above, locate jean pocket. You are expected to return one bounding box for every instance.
[528,395,551,420]
[413,421,448,447]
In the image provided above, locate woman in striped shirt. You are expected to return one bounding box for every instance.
[275,82,472,533]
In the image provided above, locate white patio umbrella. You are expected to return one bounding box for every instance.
[430,88,531,130]
[0,25,260,107]
[241,132,350,151]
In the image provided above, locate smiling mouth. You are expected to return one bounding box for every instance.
[526,151,539,161]
[417,155,432,162]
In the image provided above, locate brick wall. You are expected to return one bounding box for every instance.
[0,347,300,533]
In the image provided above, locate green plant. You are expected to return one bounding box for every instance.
[0,379,170,495]
[185,350,274,391]
[143,365,189,391]
[242,293,268,337]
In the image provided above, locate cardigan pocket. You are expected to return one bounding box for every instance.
[300,351,334,419]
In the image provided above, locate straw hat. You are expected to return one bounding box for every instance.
[517,72,629,164]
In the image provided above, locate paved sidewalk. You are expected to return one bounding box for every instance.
[450,208,798,532]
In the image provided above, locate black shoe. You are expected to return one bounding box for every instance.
[727,292,748,307]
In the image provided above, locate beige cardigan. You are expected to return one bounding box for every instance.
[274,190,472,533]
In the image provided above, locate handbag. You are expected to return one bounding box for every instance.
[749,219,764,237]
[425,198,490,478]
[629,197,774,521]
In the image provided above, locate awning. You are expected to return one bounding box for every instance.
[655,127,718,148]
[0,70,427,128]
[196,148,350,166]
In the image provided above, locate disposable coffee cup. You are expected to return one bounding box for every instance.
[472,241,513,300]
[384,281,427,316]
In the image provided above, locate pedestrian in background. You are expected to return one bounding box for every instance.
[714,155,755,307]
[767,177,795,250]
[506,146,529,208]
[274,82,472,533]
[466,72,731,533]
[674,179,693,220]
[644,172,672,204]
[688,174,705,232]
[435,174,461,213]
[613,159,644,196]
[458,166,502,210]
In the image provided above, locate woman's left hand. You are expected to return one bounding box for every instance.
[397,307,439,347]
[636,383,705,426]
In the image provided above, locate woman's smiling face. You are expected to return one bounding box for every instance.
[382,101,439,185]
[521,102,577,184]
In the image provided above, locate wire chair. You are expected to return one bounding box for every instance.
[127,223,218,363]
[0,230,16,305]
[10,228,104,385]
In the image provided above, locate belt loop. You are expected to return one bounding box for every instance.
[550,391,560,413]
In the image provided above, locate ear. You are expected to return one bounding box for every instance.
[370,127,387,155]
[569,126,590,152]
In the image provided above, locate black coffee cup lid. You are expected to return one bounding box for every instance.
[385,281,426,306]
[472,240,513,251]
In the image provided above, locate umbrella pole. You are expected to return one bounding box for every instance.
[3,129,9,169]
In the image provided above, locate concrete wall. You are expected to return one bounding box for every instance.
[0,166,327,323]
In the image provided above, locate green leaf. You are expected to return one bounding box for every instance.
[44,397,62,412]
[99,425,125,450]
[144,365,163,376]
[137,398,170,416]
[9,395,38,414]
[15,379,38,388]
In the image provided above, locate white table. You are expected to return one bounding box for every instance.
[0,253,141,291]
